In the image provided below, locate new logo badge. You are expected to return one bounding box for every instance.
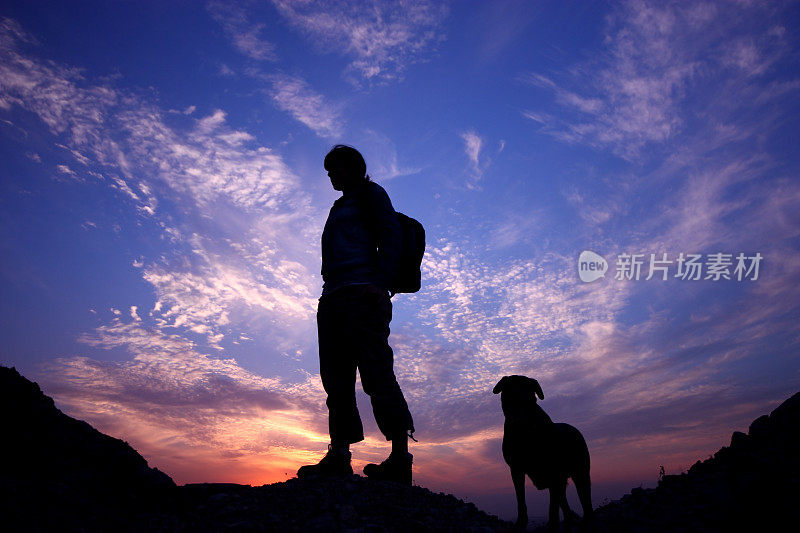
[578,250,608,283]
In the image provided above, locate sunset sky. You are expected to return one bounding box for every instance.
[1,0,799,520]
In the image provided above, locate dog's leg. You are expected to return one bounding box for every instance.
[511,468,528,530]
[560,484,580,525]
[547,480,566,532]
[574,471,593,526]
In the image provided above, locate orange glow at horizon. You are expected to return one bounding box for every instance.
[53,393,740,498]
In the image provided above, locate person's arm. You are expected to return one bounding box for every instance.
[366,183,402,291]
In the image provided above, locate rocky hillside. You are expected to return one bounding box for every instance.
[588,391,800,532]
[0,366,175,531]
[0,366,511,532]
[3,365,798,532]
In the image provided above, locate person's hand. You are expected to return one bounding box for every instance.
[366,284,388,296]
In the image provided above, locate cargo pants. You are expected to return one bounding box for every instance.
[317,283,414,444]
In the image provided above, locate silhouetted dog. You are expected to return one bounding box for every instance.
[493,375,592,531]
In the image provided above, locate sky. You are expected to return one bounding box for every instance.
[1,0,799,521]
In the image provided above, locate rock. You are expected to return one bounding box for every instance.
[592,391,800,532]
[729,431,748,449]
[748,414,770,438]
[0,366,176,532]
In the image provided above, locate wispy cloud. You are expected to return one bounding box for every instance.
[207,1,277,61]
[143,231,318,351]
[55,163,82,182]
[42,315,329,484]
[416,242,630,364]
[524,74,604,114]
[489,212,543,249]
[460,128,485,188]
[269,74,343,138]
[521,1,792,160]
[271,0,447,83]
[356,129,420,180]
[0,18,321,354]
[1,21,297,214]
[1,19,338,486]
[461,130,482,169]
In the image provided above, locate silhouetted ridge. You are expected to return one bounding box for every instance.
[13,362,795,532]
[161,477,511,532]
[588,391,800,532]
[0,366,175,532]
[0,366,511,532]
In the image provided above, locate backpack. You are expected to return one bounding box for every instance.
[357,185,425,296]
[391,212,425,295]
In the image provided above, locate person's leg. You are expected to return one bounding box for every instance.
[353,287,414,483]
[353,288,414,443]
[318,293,365,446]
[391,434,408,455]
[297,293,362,477]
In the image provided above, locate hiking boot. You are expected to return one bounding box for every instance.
[297,445,352,478]
[363,451,413,485]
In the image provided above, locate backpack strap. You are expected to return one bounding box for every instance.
[353,181,401,293]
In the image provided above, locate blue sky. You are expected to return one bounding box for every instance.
[1,0,799,520]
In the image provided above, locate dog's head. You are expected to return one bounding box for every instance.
[493,375,545,417]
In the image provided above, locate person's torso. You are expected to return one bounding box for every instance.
[321,182,381,294]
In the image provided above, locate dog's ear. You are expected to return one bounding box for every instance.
[492,376,508,394]
[526,377,545,400]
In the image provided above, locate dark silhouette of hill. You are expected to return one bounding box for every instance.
[4,364,798,532]
[161,477,511,532]
[0,366,175,531]
[584,390,800,533]
[0,366,511,532]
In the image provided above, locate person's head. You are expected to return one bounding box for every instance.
[324,145,369,191]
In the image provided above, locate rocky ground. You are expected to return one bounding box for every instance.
[147,477,512,533]
[584,390,800,533]
[2,365,798,532]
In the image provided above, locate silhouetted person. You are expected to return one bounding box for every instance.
[297,145,415,485]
